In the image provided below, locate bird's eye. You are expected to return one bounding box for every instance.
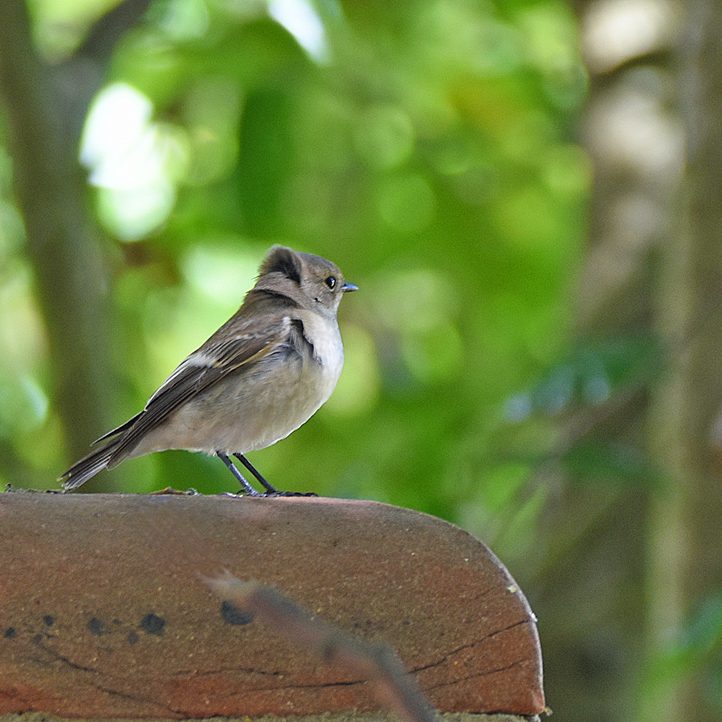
[324,276,337,289]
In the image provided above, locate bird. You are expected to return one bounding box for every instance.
[60,245,357,495]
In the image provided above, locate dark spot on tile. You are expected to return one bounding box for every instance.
[127,630,139,645]
[140,613,165,635]
[221,600,254,626]
[4,627,16,639]
[88,617,105,635]
[43,615,55,627]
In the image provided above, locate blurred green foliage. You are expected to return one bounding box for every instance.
[2,0,590,549]
[640,592,722,719]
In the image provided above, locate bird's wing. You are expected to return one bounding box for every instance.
[110,320,288,458]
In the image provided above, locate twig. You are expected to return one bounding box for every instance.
[205,572,440,722]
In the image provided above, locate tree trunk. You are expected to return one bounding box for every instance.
[544,1,683,719]
[646,2,722,720]
[0,1,149,472]
[570,0,721,719]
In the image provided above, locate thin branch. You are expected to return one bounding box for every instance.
[57,0,152,141]
[205,572,441,722]
[74,0,151,65]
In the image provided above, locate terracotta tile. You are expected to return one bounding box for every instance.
[0,494,544,718]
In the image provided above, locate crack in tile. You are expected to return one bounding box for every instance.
[173,664,287,679]
[422,658,527,691]
[159,674,367,717]
[484,619,529,641]
[32,640,99,674]
[410,618,529,674]
[242,677,364,693]
[92,682,177,716]
[28,639,177,716]
[173,665,366,693]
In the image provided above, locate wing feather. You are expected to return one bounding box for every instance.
[111,325,285,458]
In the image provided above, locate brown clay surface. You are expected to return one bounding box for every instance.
[0,493,544,718]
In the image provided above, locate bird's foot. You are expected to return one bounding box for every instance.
[220,490,316,498]
[264,490,317,497]
[220,490,263,498]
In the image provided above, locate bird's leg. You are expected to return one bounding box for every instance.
[217,452,262,496]
[233,453,316,497]
[232,453,278,493]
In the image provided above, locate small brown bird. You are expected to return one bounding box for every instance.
[60,246,357,495]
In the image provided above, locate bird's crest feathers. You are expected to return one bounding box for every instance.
[259,246,301,285]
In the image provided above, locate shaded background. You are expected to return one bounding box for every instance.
[0,0,719,720]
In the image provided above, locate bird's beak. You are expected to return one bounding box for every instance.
[342,281,359,293]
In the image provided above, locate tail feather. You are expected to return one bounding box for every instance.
[59,437,123,490]
[91,411,142,446]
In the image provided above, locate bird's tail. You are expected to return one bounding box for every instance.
[59,437,122,491]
